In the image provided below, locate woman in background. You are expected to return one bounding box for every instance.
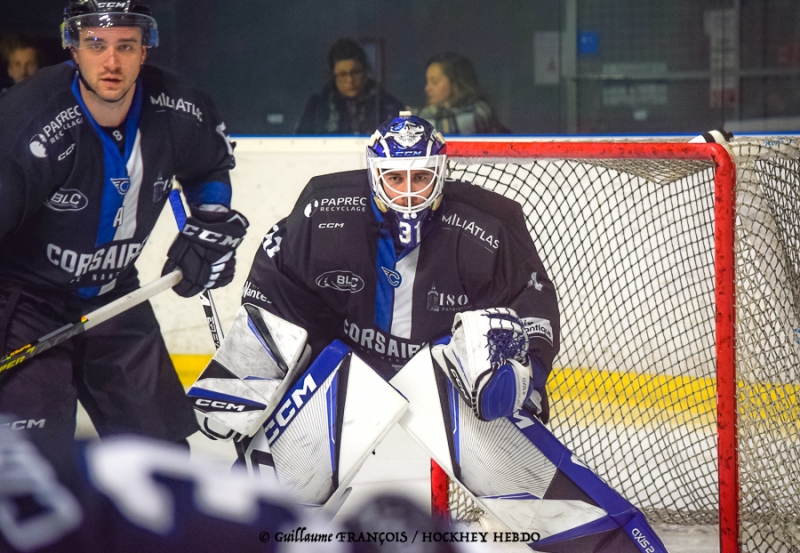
[296,38,406,135]
[418,52,509,134]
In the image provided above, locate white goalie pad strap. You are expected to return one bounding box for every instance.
[188,303,309,439]
[432,308,532,421]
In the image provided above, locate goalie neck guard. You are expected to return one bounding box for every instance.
[61,0,159,49]
[367,113,447,220]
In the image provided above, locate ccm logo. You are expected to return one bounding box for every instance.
[182,224,242,248]
[195,399,245,412]
[264,374,317,444]
[58,143,76,161]
[0,419,46,430]
[318,222,344,229]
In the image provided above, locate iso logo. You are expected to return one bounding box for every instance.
[304,200,319,218]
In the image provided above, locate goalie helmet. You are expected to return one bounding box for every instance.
[61,0,159,49]
[367,112,447,219]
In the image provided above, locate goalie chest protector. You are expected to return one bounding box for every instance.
[246,169,560,380]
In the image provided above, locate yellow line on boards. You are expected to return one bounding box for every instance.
[549,366,800,428]
[171,355,800,427]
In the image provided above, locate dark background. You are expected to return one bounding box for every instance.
[3,0,800,135]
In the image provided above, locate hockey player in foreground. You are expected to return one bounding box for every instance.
[188,114,670,552]
[0,418,467,553]
[0,0,248,469]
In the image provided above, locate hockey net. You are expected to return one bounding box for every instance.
[432,138,800,553]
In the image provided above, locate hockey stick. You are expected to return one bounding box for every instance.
[0,270,182,375]
[167,187,225,349]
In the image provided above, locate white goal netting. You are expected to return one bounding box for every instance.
[441,137,800,553]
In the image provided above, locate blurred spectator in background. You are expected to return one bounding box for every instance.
[296,38,406,134]
[418,52,508,134]
[1,35,40,91]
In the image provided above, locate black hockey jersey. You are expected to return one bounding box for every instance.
[0,426,302,553]
[244,170,560,380]
[0,62,235,298]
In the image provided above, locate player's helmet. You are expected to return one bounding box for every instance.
[61,0,158,49]
[367,112,447,219]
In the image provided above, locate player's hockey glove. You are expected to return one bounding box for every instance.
[431,308,532,421]
[162,210,249,298]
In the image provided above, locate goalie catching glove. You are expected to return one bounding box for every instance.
[162,209,249,298]
[431,307,534,421]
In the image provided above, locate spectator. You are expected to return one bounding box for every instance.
[1,35,40,88]
[296,38,406,134]
[418,52,509,134]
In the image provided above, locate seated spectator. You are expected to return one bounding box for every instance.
[1,35,40,88]
[296,38,406,134]
[418,52,509,134]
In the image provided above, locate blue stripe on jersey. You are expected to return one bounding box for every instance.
[371,200,396,332]
[78,285,101,298]
[71,74,143,248]
[183,181,232,209]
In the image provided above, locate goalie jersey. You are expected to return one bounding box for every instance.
[0,61,235,298]
[245,170,561,380]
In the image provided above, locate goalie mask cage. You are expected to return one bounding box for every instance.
[431,138,800,553]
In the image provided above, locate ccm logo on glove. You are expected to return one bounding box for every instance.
[180,212,248,248]
[163,210,249,298]
[180,224,244,248]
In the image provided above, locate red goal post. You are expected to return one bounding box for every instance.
[432,138,765,553]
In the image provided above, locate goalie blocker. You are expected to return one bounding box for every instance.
[187,303,310,441]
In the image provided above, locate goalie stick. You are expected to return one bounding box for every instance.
[0,270,182,374]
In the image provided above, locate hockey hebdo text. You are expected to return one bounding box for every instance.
[257,526,541,545]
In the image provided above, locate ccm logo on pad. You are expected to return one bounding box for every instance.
[194,399,247,412]
[263,373,318,445]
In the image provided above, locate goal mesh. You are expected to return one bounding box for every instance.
[436,138,800,553]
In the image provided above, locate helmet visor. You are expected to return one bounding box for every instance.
[61,12,158,49]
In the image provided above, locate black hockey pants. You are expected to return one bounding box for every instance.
[0,283,198,471]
